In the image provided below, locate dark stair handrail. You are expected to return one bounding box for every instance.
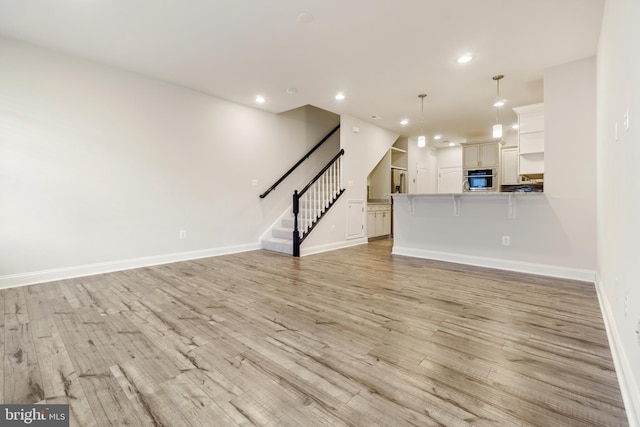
[259,124,340,199]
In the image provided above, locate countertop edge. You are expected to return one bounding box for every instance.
[390,192,545,198]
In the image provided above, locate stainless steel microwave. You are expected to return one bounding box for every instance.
[463,168,497,191]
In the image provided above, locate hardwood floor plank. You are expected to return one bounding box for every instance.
[26,284,98,427]
[160,373,241,427]
[0,240,629,426]
[3,287,45,404]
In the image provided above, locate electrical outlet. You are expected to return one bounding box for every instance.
[251,179,258,186]
[179,230,187,239]
[502,235,510,246]
[330,224,335,232]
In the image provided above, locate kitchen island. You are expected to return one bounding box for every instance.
[389,192,595,282]
[392,191,543,218]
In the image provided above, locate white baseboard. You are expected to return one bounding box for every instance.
[301,238,368,257]
[595,279,640,427]
[0,243,260,290]
[392,246,596,282]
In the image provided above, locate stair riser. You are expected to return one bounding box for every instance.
[281,218,295,228]
[261,240,293,255]
[272,228,293,240]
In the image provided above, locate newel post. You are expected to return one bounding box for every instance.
[292,190,300,257]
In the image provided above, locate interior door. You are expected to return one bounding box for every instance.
[438,166,463,193]
[346,200,365,239]
[416,167,430,193]
[416,162,436,193]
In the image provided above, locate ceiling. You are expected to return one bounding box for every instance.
[0,0,604,147]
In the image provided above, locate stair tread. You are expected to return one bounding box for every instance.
[262,237,293,244]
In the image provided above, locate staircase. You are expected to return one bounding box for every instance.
[261,214,295,255]
[259,125,344,257]
[261,187,340,255]
[261,151,344,256]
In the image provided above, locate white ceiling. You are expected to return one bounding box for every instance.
[0,0,604,147]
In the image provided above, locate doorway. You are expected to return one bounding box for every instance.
[437,166,463,193]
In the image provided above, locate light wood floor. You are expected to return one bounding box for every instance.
[1,239,628,426]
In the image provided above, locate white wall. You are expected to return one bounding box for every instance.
[407,139,437,194]
[544,56,598,271]
[393,57,597,280]
[436,146,462,168]
[597,0,640,423]
[367,151,391,201]
[0,38,336,286]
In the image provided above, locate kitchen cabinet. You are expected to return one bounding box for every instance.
[500,147,519,185]
[367,204,391,238]
[513,103,544,178]
[462,142,499,168]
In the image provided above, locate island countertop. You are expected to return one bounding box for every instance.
[390,191,544,198]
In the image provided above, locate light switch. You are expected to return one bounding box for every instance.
[624,108,630,133]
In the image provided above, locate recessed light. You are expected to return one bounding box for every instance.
[448,142,456,147]
[370,115,381,120]
[286,87,298,95]
[434,134,442,140]
[493,99,506,107]
[335,92,345,100]
[400,119,409,126]
[457,53,473,64]
[512,123,519,129]
[255,95,266,104]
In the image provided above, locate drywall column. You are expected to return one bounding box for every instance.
[597,0,640,423]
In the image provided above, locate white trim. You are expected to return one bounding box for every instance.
[0,243,260,289]
[392,246,595,282]
[595,279,640,427]
[301,238,367,257]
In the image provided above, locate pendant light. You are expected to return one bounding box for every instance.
[417,93,427,148]
[492,75,504,138]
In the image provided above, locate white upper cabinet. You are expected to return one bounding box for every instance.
[463,145,479,168]
[513,103,545,179]
[500,147,519,185]
[463,142,498,168]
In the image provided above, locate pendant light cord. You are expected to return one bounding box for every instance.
[418,93,427,135]
[421,95,424,134]
[493,75,504,124]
